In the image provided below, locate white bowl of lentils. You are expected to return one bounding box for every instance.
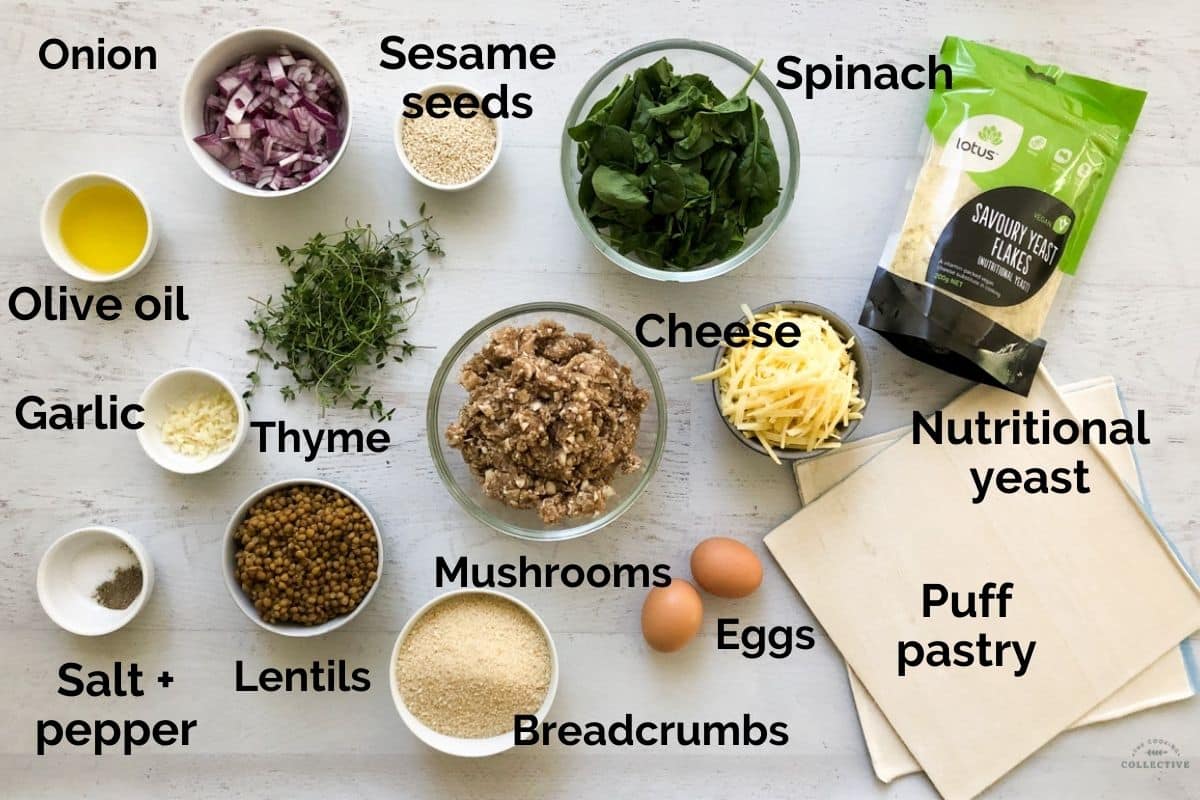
[222,478,383,637]
[394,83,502,191]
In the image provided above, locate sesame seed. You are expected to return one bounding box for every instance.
[402,95,497,186]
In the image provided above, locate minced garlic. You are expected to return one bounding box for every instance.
[160,391,239,457]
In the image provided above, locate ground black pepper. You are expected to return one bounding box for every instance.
[94,564,143,610]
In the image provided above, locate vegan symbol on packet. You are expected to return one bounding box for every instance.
[860,36,1146,395]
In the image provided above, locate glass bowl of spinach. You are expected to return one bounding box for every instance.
[562,39,799,282]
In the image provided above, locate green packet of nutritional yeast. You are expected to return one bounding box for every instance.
[860,36,1146,395]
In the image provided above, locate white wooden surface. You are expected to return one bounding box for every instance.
[2,1,1198,797]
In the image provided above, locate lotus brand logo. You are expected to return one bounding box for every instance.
[977,125,1003,146]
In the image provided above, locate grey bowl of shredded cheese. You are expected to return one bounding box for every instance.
[696,301,871,464]
[137,367,249,474]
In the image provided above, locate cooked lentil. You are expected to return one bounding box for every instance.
[402,96,497,185]
[397,593,552,738]
[446,320,649,524]
[232,484,378,626]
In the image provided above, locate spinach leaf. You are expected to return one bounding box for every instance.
[673,119,715,161]
[735,103,782,227]
[631,133,656,165]
[646,85,702,121]
[593,125,636,168]
[679,73,727,105]
[568,82,622,142]
[578,163,597,212]
[607,78,638,129]
[677,164,710,198]
[592,165,649,210]
[648,162,685,214]
[642,57,676,91]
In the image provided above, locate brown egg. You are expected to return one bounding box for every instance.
[690,537,763,598]
[641,578,704,652]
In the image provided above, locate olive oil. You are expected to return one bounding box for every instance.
[59,183,147,274]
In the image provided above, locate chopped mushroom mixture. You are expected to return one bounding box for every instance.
[446,320,649,523]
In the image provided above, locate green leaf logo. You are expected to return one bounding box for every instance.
[978,125,1003,146]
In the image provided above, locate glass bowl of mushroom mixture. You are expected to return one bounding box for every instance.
[427,302,667,541]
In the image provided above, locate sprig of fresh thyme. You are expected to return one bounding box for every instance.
[244,206,443,421]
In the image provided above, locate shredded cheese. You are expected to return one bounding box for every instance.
[693,306,865,464]
[160,391,239,457]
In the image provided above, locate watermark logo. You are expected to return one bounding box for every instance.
[1121,738,1190,770]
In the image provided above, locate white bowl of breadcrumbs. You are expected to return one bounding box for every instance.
[395,84,502,191]
[389,589,558,756]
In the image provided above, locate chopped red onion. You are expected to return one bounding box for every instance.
[267,55,288,90]
[288,61,313,86]
[299,96,336,127]
[224,82,255,124]
[216,73,242,96]
[194,45,343,190]
[235,56,256,81]
[240,148,263,170]
[246,90,270,115]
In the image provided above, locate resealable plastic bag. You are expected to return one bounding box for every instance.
[860,36,1146,395]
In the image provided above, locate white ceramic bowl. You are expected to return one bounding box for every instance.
[40,173,157,283]
[37,526,153,636]
[389,589,559,757]
[223,478,383,637]
[137,367,249,474]
[180,27,352,197]
[394,83,502,191]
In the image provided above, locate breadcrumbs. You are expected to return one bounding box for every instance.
[402,96,497,185]
[397,593,552,738]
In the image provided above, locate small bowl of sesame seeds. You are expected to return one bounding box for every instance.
[395,83,502,191]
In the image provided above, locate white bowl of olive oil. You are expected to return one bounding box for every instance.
[40,172,157,283]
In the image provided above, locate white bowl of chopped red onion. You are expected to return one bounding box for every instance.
[180,28,351,197]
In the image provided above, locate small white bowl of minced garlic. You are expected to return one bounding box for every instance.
[394,83,502,191]
[137,367,248,474]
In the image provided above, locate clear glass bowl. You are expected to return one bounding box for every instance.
[427,302,667,541]
[561,39,800,282]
